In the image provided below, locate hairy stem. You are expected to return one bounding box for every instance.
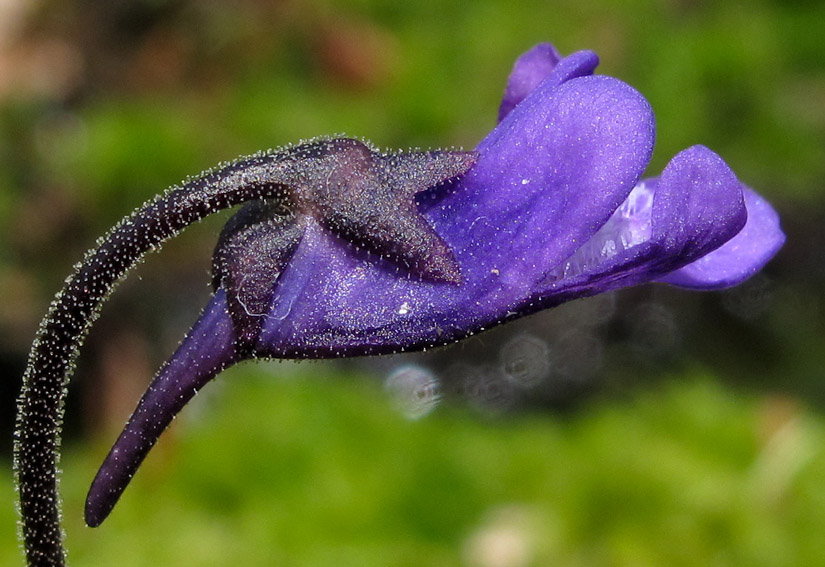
[14,154,287,567]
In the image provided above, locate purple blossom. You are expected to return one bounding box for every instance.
[85,43,784,524]
[15,42,784,565]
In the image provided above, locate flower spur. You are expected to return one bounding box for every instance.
[15,42,784,567]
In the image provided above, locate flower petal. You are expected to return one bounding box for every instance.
[498,45,599,121]
[499,43,561,120]
[650,145,747,262]
[539,145,750,298]
[85,290,238,527]
[256,73,655,356]
[656,186,785,289]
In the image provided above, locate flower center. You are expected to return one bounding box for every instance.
[552,180,654,279]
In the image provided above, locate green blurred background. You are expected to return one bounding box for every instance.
[2,0,824,565]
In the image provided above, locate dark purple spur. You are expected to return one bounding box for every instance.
[15,43,784,566]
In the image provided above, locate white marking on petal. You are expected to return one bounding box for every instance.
[550,180,654,279]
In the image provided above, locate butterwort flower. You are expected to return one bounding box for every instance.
[15,43,784,566]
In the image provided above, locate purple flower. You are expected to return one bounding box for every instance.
[84,43,784,524]
[15,42,784,565]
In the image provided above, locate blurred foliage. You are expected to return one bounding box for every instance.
[2,0,825,564]
[4,370,825,566]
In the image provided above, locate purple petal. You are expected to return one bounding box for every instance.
[85,290,238,527]
[540,145,750,297]
[650,145,747,262]
[256,73,654,356]
[498,44,599,121]
[657,187,785,289]
[498,43,560,121]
